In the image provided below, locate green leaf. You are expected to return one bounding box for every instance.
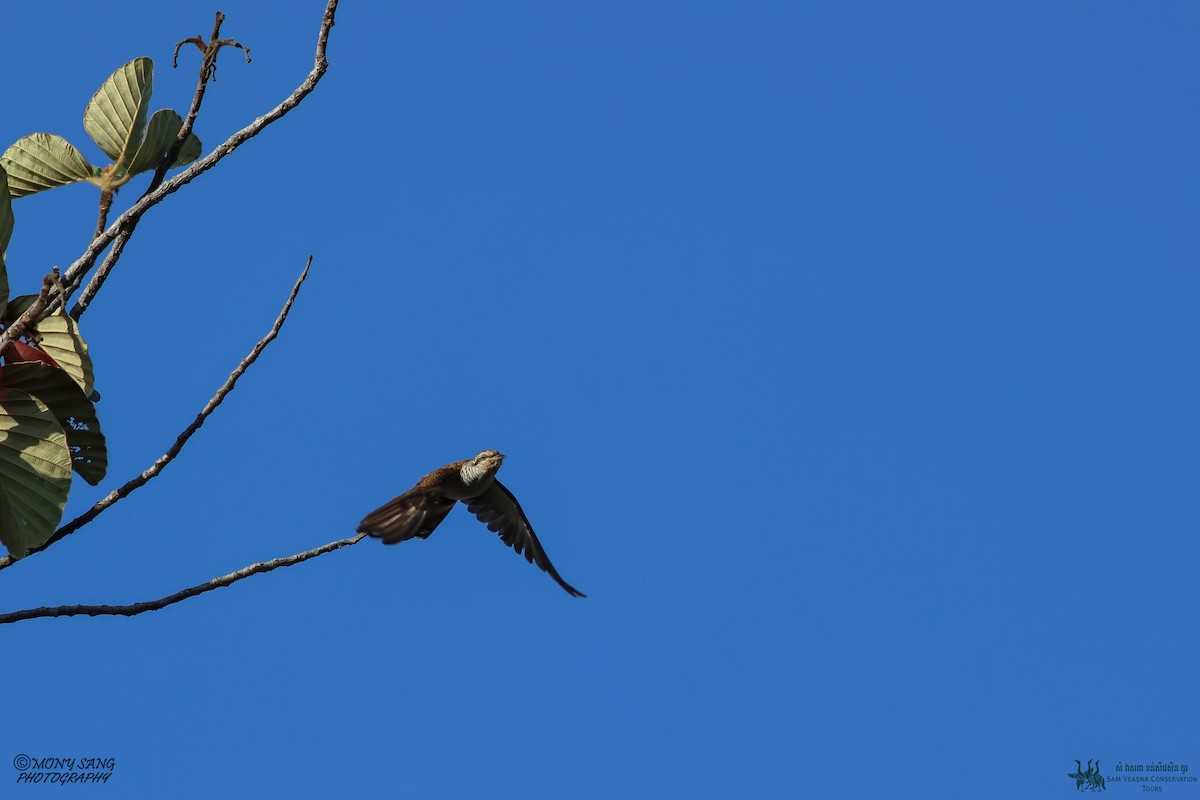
[1,298,96,397]
[0,133,97,198]
[0,166,11,316]
[1,295,34,319]
[0,362,106,486]
[127,109,203,176]
[33,311,95,398]
[0,387,71,559]
[175,129,202,167]
[0,166,11,255]
[83,57,153,173]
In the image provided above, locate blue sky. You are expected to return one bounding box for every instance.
[3,2,1198,797]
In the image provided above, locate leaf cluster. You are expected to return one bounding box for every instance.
[0,58,198,558]
[0,58,200,198]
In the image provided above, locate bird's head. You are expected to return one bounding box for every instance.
[472,450,505,470]
[460,450,506,486]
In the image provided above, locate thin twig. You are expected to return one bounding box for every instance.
[0,533,367,624]
[68,228,133,319]
[172,12,252,85]
[92,190,114,242]
[0,257,312,571]
[1,272,56,347]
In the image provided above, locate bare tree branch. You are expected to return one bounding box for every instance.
[0,533,367,624]
[0,256,312,572]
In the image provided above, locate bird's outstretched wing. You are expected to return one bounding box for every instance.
[465,480,586,597]
[357,490,456,544]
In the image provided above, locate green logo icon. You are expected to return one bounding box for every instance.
[1069,760,1107,792]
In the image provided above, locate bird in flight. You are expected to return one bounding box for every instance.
[356,450,585,597]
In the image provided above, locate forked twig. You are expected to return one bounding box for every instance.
[173,10,252,81]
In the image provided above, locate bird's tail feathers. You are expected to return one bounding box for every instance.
[357,494,436,544]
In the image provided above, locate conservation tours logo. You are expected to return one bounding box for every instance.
[1067,759,1196,793]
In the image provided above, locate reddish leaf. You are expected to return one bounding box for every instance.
[0,339,59,368]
